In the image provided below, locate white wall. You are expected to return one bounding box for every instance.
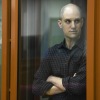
[40,0,71,57]
[41,0,70,37]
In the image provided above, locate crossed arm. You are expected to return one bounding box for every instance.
[46,76,66,95]
[32,50,86,96]
[33,68,86,96]
[46,73,77,95]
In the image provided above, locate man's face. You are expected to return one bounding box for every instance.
[58,7,83,40]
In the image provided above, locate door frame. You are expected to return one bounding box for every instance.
[1,0,11,100]
[10,0,18,100]
[1,0,18,100]
[87,0,94,100]
[95,0,100,100]
[1,0,96,100]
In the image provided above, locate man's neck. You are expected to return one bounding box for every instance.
[65,38,78,49]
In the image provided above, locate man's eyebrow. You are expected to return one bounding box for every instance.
[75,18,82,20]
[64,18,82,20]
[64,18,71,21]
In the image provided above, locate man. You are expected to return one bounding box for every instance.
[32,3,86,100]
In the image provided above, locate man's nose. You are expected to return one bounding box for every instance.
[71,21,76,28]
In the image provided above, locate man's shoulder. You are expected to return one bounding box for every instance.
[49,43,61,51]
[42,43,61,58]
[45,43,61,56]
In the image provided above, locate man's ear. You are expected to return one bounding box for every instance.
[58,20,62,28]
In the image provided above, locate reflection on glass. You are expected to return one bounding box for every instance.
[0,0,2,99]
[18,0,86,100]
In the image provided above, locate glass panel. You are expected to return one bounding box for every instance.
[18,0,87,100]
[0,0,2,99]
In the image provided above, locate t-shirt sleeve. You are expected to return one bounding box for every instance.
[32,50,53,95]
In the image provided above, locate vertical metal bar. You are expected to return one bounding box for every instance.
[87,0,95,100]
[10,0,18,100]
[1,0,11,100]
[95,0,100,100]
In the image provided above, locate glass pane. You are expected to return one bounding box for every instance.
[18,0,87,100]
[0,0,2,99]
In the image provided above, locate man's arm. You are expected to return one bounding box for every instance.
[32,49,65,96]
[46,73,78,91]
[46,85,65,95]
[47,69,85,95]
[46,66,86,95]
[46,52,86,95]
[47,76,66,91]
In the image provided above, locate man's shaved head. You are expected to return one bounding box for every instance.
[58,3,83,40]
[60,3,82,19]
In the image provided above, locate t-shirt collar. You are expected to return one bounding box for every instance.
[58,38,85,50]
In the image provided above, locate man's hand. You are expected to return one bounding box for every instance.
[46,86,65,95]
[47,75,66,91]
[47,75,56,83]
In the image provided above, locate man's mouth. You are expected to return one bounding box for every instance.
[70,31,77,33]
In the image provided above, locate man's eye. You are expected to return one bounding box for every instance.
[65,20,71,24]
[74,19,80,24]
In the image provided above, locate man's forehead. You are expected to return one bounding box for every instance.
[62,13,81,19]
